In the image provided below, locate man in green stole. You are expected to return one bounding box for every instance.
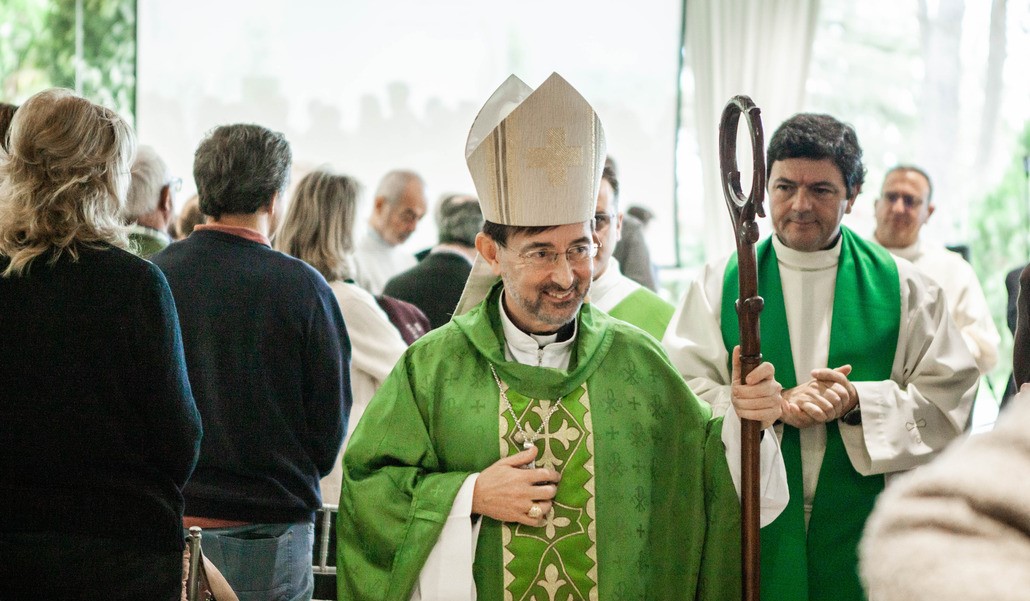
[664,113,979,601]
[589,162,675,341]
[336,73,790,601]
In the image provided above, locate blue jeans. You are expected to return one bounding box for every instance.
[200,522,314,601]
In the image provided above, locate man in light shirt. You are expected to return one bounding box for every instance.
[354,169,428,294]
[871,164,1000,374]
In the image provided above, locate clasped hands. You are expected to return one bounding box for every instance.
[730,346,858,429]
[780,364,858,428]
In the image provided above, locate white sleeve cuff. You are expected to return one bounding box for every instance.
[721,404,789,527]
[411,474,482,601]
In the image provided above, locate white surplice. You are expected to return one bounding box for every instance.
[884,238,1000,375]
[589,258,640,313]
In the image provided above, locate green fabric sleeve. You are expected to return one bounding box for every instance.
[698,416,743,601]
[337,353,472,601]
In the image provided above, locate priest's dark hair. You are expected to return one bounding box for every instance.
[767,113,866,198]
[193,123,291,219]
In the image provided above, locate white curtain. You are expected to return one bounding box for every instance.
[687,0,821,259]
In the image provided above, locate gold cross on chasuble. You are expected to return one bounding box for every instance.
[526,128,585,187]
[496,380,598,601]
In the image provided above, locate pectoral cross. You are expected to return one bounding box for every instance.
[521,438,536,469]
[513,427,537,468]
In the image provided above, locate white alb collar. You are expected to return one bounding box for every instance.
[498,291,577,369]
[772,233,842,272]
[589,257,621,301]
[886,239,923,263]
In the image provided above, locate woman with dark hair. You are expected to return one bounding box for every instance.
[0,88,201,600]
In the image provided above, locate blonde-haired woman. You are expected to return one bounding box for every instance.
[0,89,201,600]
[275,168,407,503]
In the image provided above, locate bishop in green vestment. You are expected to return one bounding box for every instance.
[336,73,788,601]
[664,114,978,601]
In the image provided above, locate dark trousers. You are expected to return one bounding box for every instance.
[0,531,182,601]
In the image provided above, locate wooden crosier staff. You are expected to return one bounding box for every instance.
[718,95,766,601]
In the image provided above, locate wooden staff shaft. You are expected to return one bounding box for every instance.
[718,96,766,601]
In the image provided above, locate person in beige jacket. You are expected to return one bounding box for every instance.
[860,263,1030,601]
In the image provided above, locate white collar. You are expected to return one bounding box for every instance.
[772,233,841,272]
[884,239,922,263]
[498,291,577,369]
[364,226,392,250]
[589,257,621,301]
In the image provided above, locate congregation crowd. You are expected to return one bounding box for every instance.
[0,73,1027,601]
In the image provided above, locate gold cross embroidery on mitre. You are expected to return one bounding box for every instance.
[527,128,584,187]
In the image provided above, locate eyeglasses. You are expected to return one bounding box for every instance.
[166,177,182,193]
[512,242,600,268]
[880,191,924,209]
[594,212,616,231]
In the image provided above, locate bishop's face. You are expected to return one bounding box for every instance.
[769,158,856,252]
[480,221,595,334]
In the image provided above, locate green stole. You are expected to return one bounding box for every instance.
[499,385,598,600]
[720,227,900,601]
[606,287,676,341]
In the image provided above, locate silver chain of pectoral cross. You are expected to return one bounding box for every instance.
[490,365,564,461]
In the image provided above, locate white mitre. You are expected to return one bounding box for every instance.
[453,73,607,316]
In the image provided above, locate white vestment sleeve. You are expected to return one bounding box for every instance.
[411,474,483,601]
[840,261,978,476]
[721,404,789,527]
[663,255,735,415]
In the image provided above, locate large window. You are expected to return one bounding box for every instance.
[4,0,1028,384]
[0,0,136,122]
[675,0,1029,387]
[136,0,684,256]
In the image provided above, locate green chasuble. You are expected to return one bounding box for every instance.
[338,282,744,601]
[720,227,900,601]
[604,286,676,341]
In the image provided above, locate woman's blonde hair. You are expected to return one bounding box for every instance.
[0,88,136,276]
[274,169,362,282]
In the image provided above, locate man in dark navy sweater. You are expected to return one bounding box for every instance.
[152,123,351,601]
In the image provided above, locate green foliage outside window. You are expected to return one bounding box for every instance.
[969,121,1030,391]
[0,0,136,124]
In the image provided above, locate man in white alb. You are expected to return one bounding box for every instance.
[663,113,979,601]
[871,164,1000,375]
[354,169,428,294]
